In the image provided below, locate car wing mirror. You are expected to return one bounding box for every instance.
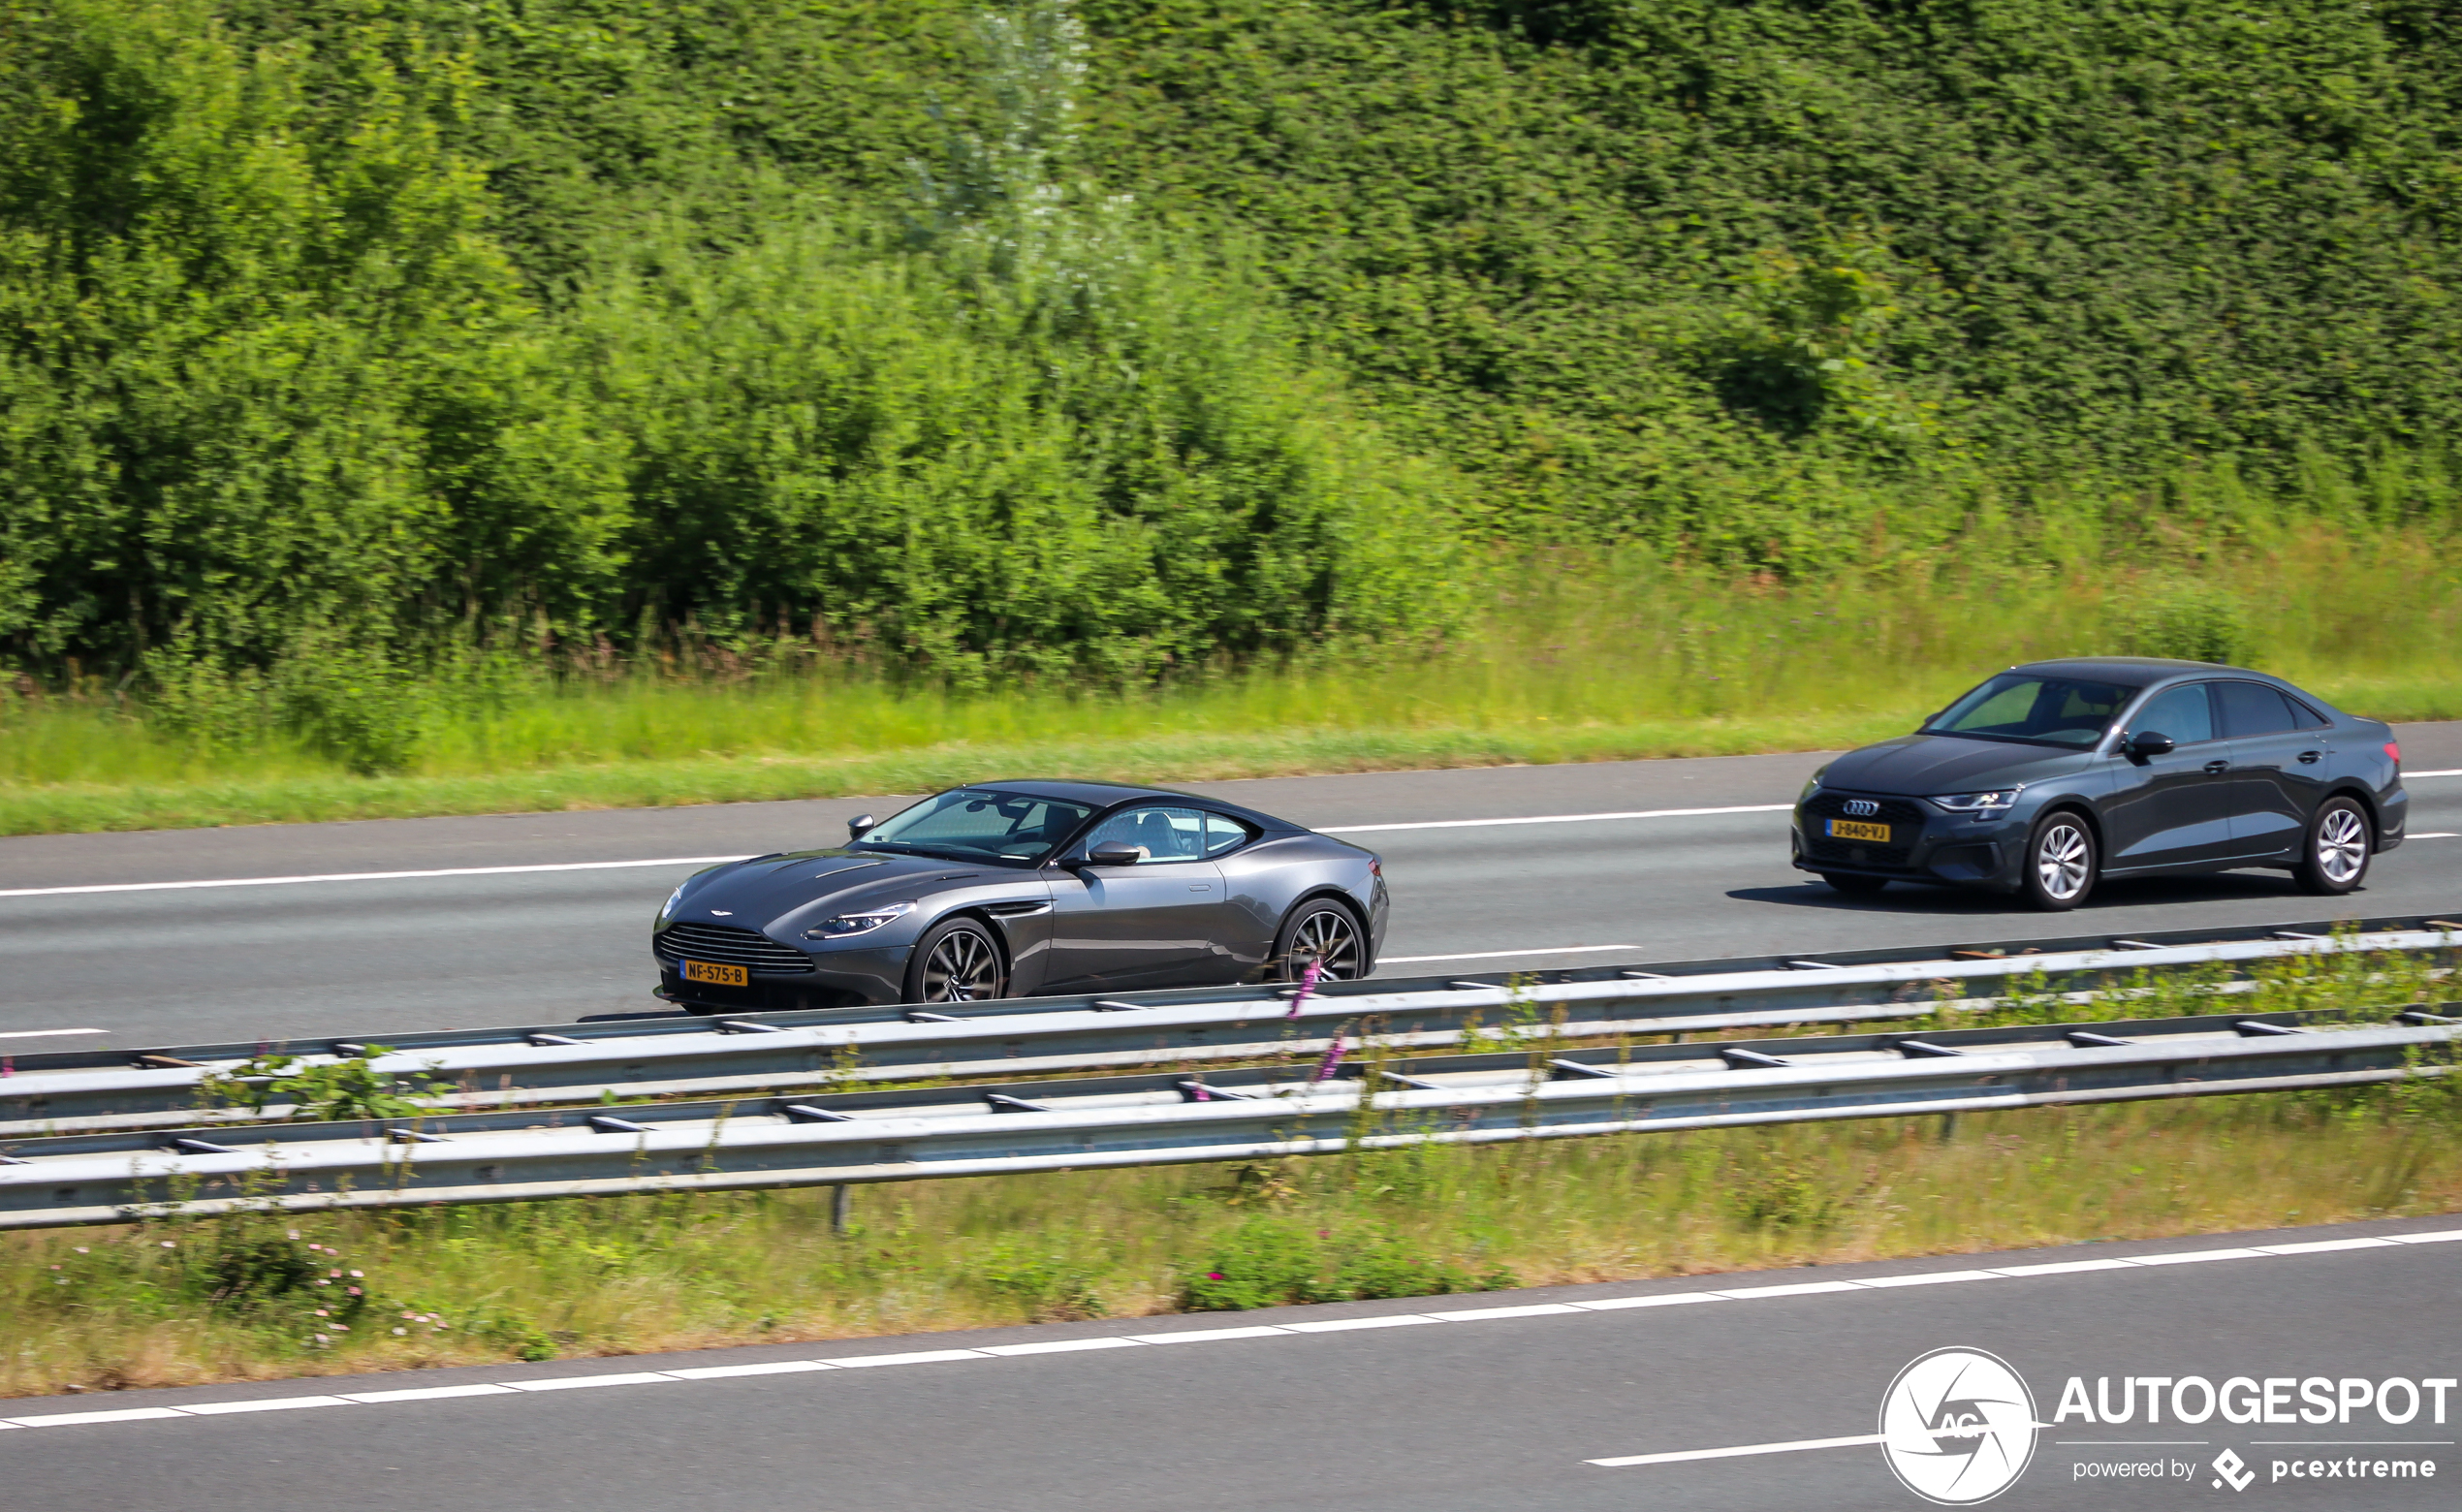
[847,813,877,840]
[1084,841,1144,867]
[2126,731,2174,759]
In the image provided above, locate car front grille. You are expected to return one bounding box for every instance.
[1801,791,1925,871]
[654,922,812,974]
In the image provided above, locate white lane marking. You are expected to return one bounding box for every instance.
[821,1348,990,1369]
[0,856,748,900]
[179,1396,352,1415]
[1129,1326,1293,1344]
[2409,769,2462,777]
[0,1027,107,1041]
[1588,1433,1886,1468]
[1425,1303,1586,1322]
[10,1228,2450,1434]
[1325,803,1791,835]
[2409,832,2459,838]
[1850,1270,2005,1289]
[1282,1314,1438,1333]
[340,1383,517,1403]
[981,1338,1146,1357]
[668,1361,836,1380]
[1380,944,1640,964]
[8,1406,192,1427]
[500,1371,679,1393]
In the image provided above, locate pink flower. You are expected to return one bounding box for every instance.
[1208,1272,1224,1280]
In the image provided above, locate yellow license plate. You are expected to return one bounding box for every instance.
[682,960,748,988]
[1826,819,1893,843]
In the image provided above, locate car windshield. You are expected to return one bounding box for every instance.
[1924,674,2132,747]
[855,789,1095,865]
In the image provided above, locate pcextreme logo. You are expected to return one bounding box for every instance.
[1879,1348,2040,1504]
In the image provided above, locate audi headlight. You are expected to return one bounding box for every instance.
[1800,766,1828,803]
[1931,789,2022,814]
[805,901,914,940]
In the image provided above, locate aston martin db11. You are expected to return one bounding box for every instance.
[652,780,1389,1009]
[1793,657,2407,910]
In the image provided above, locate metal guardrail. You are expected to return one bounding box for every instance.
[1,1001,2452,1229]
[3,915,2453,1137]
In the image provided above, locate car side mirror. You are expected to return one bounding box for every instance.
[2125,731,2174,759]
[1084,841,1143,867]
[847,814,876,840]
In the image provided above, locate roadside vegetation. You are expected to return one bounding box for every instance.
[3,940,2453,1397]
[5,0,2462,833]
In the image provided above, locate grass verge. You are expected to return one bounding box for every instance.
[3,528,2460,835]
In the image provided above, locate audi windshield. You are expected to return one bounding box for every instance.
[1921,674,2131,747]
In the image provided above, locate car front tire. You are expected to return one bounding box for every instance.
[2293,796,2372,896]
[902,917,1007,1004]
[2022,810,2098,912]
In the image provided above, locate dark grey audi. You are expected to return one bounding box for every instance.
[1792,657,2408,910]
[653,779,1388,1010]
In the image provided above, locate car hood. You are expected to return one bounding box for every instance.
[667,848,1014,931]
[1820,735,2097,798]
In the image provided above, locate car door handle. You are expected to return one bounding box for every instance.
[1188,884,1213,893]
[2203,760,2231,774]
[2297,750,2322,764]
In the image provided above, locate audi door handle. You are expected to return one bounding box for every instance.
[2203,760,2231,774]
[2297,750,2322,764]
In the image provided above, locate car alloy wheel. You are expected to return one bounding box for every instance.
[2296,798,2371,896]
[2025,813,2096,911]
[916,921,1003,1002]
[1278,903,1364,981]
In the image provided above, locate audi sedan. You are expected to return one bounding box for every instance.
[652,780,1389,1010]
[1792,658,2407,910]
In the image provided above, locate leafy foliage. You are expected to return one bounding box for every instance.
[197,1044,452,1122]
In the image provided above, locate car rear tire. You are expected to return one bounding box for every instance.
[2022,810,2098,912]
[1820,872,1889,896]
[1273,899,1367,982]
[902,917,1007,1004]
[2292,796,2372,896]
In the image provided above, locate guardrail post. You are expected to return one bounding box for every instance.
[1936,1112,1959,1144]
[831,1182,851,1235]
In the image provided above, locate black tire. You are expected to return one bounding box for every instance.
[1272,898,1368,982]
[1820,872,1889,896]
[2022,809,2098,912]
[2292,796,2372,896]
[902,917,1007,1004]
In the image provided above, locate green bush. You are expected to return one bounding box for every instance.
[1179,1215,1515,1310]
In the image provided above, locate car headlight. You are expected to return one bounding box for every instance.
[805,901,915,940]
[1799,767,1828,803]
[1931,789,2022,814]
[658,883,687,921]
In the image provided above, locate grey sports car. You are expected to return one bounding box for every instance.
[652,779,1389,1010]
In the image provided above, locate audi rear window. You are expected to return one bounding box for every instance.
[1925,675,2131,747]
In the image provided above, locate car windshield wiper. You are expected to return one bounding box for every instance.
[853,841,994,863]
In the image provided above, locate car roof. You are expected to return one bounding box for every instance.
[966,779,1304,832]
[2007,655,2258,687]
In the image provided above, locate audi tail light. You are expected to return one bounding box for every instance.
[2386,741,2402,766]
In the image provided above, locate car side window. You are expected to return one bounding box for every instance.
[2131,683,2215,746]
[1083,805,1208,864]
[1202,812,1257,856]
[2216,681,2300,739]
[2285,696,2331,730]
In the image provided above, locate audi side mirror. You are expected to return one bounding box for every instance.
[847,814,877,840]
[2126,731,2174,759]
[1084,841,1143,867]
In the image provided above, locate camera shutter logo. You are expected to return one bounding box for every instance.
[1879,1347,2039,1504]
[1846,799,1880,817]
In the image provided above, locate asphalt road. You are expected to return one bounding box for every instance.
[1,726,2456,1050]
[2,1217,2454,1511]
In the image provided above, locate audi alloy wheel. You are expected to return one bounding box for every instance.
[2023,811,2097,912]
[2295,797,2372,896]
